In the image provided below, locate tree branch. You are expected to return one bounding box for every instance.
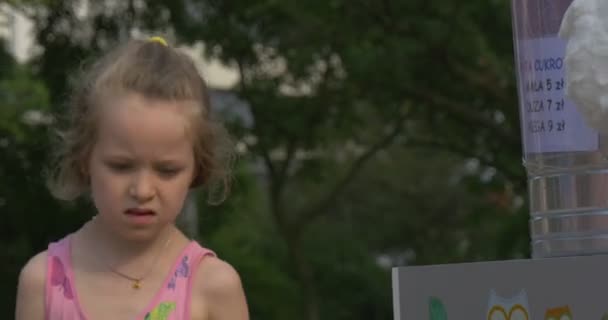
[293,113,407,228]
[445,55,510,101]
[277,136,297,185]
[404,86,520,151]
[354,3,520,154]
[402,136,525,191]
[236,59,296,232]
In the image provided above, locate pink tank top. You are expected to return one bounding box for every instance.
[45,235,215,320]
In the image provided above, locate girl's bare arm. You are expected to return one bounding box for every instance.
[15,251,46,320]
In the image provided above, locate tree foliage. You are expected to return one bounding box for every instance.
[2,1,529,319]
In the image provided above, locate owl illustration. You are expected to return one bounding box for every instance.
[544,306,572,320]
[487,289,530,320]
[428,296,447,320]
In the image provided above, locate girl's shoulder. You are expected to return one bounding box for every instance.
[193,255,249,319]
[15,250,48,320]
[18,250,48,292]
[197,257,242,294]
[187,240,242,295]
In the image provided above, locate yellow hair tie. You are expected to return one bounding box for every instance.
[148,36,168,47]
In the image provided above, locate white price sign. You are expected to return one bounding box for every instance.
[517,36,598,154]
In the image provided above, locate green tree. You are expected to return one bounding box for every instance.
[165,1,526,319]
[6,1,529,319]
[0,40,90,314]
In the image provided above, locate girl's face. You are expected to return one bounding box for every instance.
[87,92,196,241]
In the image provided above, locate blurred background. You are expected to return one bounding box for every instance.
[1,0,529,319]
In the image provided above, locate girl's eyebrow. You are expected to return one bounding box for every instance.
[101,153,188,165]
[102,154,133,161]
[154,160,183,166]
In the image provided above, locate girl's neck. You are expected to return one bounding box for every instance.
[82,217,175,263]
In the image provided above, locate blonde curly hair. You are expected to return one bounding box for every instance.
[46,38,234,204]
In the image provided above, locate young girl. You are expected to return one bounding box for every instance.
[15,37,249,320]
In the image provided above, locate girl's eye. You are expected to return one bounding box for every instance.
[108,163,133,172]
[158,167,181,176]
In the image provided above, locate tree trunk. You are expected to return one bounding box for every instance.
[285,230,321,320]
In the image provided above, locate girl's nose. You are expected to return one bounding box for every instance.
[129,171,156,202]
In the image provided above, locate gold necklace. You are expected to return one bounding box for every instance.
[92,219,174,289]
[106,231,173,289]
